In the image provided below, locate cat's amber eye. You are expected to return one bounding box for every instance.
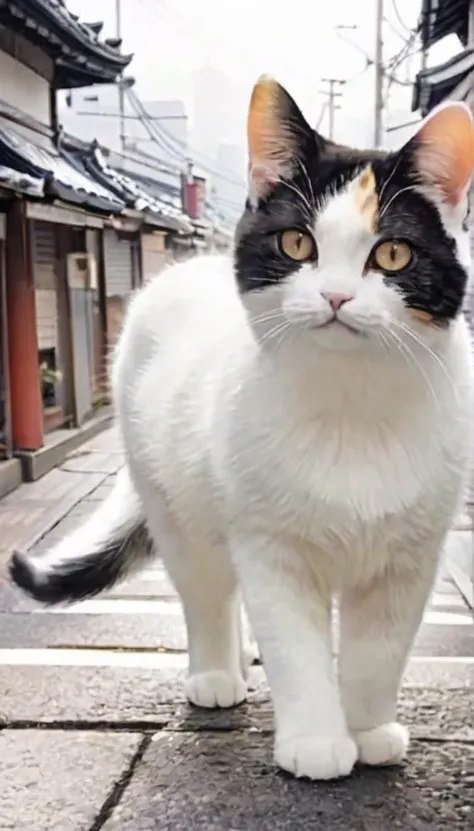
[370,239,413,273]
[279,229,316,262]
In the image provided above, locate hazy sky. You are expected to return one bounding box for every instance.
[69,0,460,147]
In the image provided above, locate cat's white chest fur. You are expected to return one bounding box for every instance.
[215,342,470,588]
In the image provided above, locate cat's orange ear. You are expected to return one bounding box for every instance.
[247,77,315,205]
[410,102,474,206]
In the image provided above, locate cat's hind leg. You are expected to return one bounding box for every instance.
[241,603,260,677]
[144,496,247,709]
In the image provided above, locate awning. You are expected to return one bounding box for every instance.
[412,47,474,114]
[420,0,470,50]
[0,125,124,212]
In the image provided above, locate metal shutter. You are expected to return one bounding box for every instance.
[33,221,58,350]
[104,230,133,298]
[141,232,167,284]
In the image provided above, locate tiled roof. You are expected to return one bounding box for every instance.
[83,145,193,233]
[412,47,474,114]
[0,1,132,87]
[0,125,124,211]
[419,0,470,49]
[0,165,43,196]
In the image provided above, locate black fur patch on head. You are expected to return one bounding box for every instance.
[235,132,468,326]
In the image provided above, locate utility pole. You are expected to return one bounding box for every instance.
[116,0,126,154]
[319,78,345,140]
[419,0,429,73]
[374,0,384,148]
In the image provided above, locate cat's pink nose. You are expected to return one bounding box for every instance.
[321,292,353,311]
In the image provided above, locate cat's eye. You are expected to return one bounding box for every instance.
[370,240,413,273]
[279,229,316,262]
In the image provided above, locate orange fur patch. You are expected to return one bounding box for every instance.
[411,309,443,328]
[354,165,379,233]
[415,103,474,205]
[247,78,295,167]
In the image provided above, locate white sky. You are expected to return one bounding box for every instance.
[69,0,461,147]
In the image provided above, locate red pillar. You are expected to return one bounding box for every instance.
[6,202,43,451]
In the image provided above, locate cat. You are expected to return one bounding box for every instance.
[10,78,474,782]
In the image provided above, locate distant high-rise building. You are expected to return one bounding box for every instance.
[214,141,246,219]
[57,85,189,170]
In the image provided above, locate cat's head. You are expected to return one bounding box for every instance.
[234,78,474,355]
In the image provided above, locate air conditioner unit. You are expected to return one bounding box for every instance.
[66,252,98,291]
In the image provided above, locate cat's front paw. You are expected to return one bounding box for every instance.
[185,670,247,709]
[274,733,357,780]
[354,722,409,766]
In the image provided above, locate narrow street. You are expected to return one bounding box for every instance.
[0,427,473,830]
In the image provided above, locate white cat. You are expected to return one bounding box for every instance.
[11,79,474,782]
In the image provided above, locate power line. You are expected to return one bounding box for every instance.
[124,86,247,189]
[391,0,412,35]
[336,10,417,148]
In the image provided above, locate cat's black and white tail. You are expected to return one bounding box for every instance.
[9,467,155,605]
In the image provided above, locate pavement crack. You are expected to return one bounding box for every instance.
[0,718,171,732]
[89,735,151,831]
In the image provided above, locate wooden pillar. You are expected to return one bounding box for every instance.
[6,202,43,451]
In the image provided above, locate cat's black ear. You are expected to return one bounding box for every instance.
[247,77,318,205]
[401,102,474,208]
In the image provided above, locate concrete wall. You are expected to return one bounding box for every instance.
[0,49,50,124]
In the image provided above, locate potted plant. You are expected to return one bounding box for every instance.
[39,362,62,408]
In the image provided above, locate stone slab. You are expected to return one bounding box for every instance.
[166,686,474,742]
[0,664,471,740]
[103,733,474,831]
[0,610,187,650]
[0,728,141,831]
[412,622,474,657]
[0,665,187,725]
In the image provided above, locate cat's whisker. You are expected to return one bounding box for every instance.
[376,330,391,357]
[379,185,417,220]
[385,325,441,411]
[296,159,316,210]
[277,176,313,222]
[259,320,291,351]
[249,311,284,327]
[244,275,282,285]
[378,150,405,206]
[390,319,460,405]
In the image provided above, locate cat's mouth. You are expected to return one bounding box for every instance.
[318,317,364,335]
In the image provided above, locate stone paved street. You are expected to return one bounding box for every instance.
[0,427,473,829]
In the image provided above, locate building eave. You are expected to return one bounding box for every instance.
[412,46,474,114]
[0,0,133,87]
[419,0,470,50]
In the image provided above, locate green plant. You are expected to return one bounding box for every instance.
[39,362,62,387]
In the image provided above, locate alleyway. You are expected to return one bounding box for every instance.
[0,428,473,830]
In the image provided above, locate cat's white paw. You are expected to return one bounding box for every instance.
[355,722,409,766]
[274,733,357,780]
[185,670,247,709]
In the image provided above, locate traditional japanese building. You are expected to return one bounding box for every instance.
[0,0,133,486]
